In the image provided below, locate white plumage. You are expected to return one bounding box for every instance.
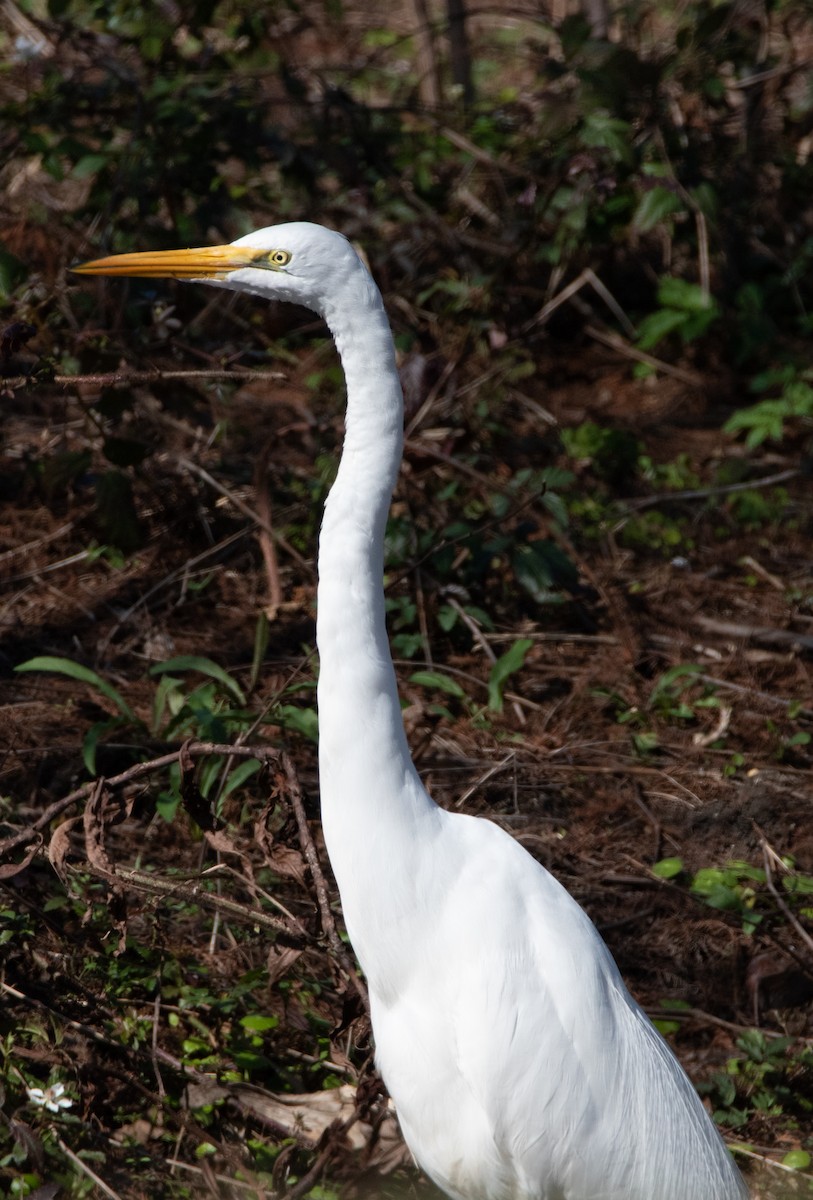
[76,222,748,1200]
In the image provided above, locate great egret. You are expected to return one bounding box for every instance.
[75,224,748,1200]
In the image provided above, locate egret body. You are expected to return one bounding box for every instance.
[75,223,748,1200]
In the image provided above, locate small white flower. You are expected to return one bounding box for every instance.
[26,1082,73,1114]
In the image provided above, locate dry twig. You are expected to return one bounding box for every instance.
[0,742,280,860]
[282,755,370,1015]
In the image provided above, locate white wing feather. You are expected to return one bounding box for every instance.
[371,813,747,1200]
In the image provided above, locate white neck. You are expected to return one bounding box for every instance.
[315,270,437,962]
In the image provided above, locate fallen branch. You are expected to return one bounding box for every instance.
[82,860,309,945]
[0,742,280,860]
[3,368,286,389]
[584,324,704,387]
[621,467,801,512]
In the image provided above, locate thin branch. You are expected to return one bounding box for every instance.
[412,0,443,107]
[693,671,813,718]
[176,455,308,572]
[620,466,800,511]
[759,832,813,960]
[585,325,704,387]
[443,596,526,725]
[282,755,370,1016]
[284,1116,361,1200]
[83,861,308,945]
[0,521,75,565]
[728,57,813,89]
[454,751,516,809]
[436,123,542,182]
[3,368,285,389]
[691,613,813,651]
[0,742,280,859]
[96,527,254,655]
[151,990,166,1100]
[56,1136,124,1200]
[522,267,636,338]
[254,451,283,611]
[695,210,710,297]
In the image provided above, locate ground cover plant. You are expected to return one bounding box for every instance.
[0,0,812,1196]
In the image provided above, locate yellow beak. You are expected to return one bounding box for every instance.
[72,244,258,280]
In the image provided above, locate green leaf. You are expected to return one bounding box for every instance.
[690,867,727,896]
[15,656,136,721]
[656,276,715,313]
[0,247,27,299]
[652,857,684,879]
[632,731,659,755]
[785,380,813,414]
[724,401,786,447]
[151,674,181,736]
[782,1150,811,1171]
[72,153,108,179]
[220,759,263,801]
[782,873,813,896]
[37,449,92,500]
[149,657,246,704]
[488,638,533,713]
[580,112,633,164]
[632,187,683,231]
[678,309,718,343]
[410,670,466,699]
[275,704,318,742]
[512,541,578,603]
[636,308,686,351]
[437,605,458,633]
[156,788,181,823]
[250,611,269,693]
[652,1019,681,1035]
[648,663,703,707]
[688,182,718,219]
[82,716,131,775]
[239,1014,278,1032]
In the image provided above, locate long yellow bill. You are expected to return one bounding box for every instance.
[73,244,257,280]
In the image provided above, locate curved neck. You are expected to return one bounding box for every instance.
[315,275,434,900]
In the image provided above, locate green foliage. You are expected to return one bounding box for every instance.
[560,423,640,486]
[651,856,684,880]
[150,656,247,705]
[652,854,813,935]
[638,453,700,491]
[512,541,578,604]
[632,185,684,232]
[15,655,134,719]
[690,862,764,934]
[0,247,28,299]
[620,510,692,554]
[410,670,466,700]
[636,277,719,353]
[648,664,720,724]
[487,638,533,713]
[783,1150,812,1171]
[725,373,813,448]
[13,650,316,780]
[700,1031,813,1130]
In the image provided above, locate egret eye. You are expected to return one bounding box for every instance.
[267,249,291,267]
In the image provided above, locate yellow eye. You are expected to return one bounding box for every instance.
[268,249,291,267]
